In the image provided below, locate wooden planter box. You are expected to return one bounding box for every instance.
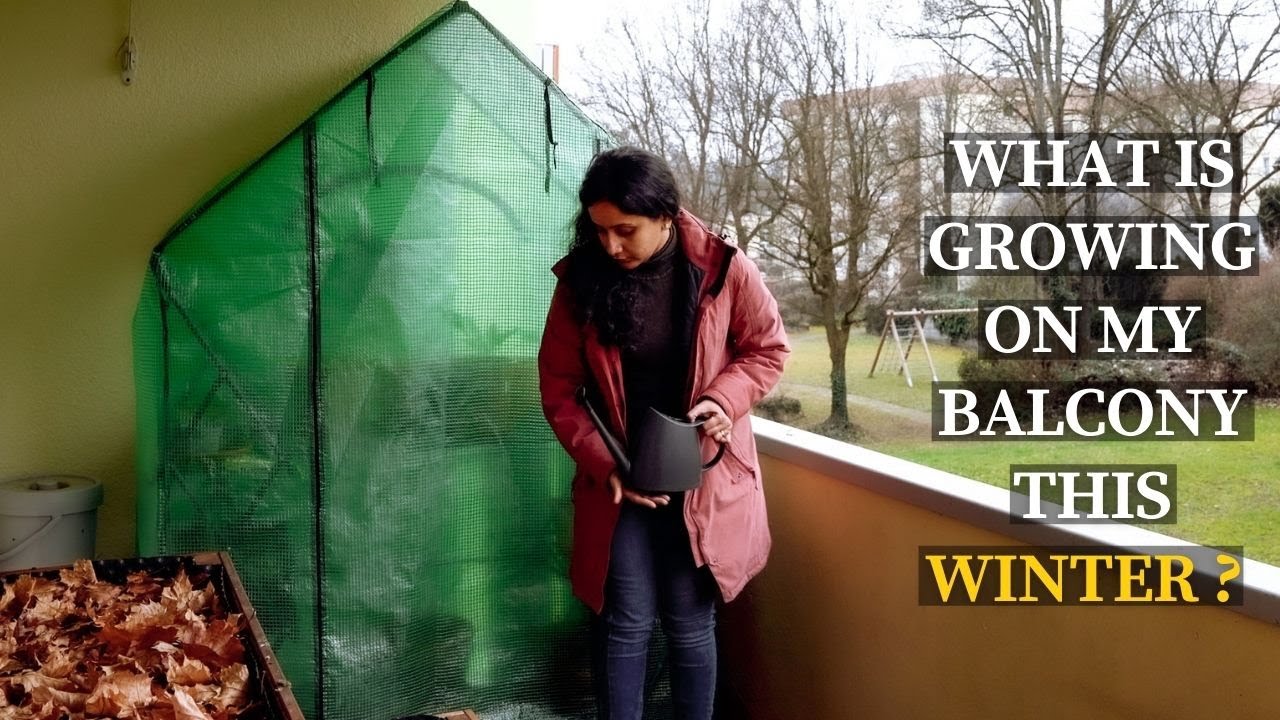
[0,551,304,720]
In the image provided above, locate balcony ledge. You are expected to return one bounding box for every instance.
[750,415,1280,624]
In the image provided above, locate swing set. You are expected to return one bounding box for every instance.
[868,307,978,387]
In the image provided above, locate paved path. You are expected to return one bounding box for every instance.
[778,380,931,425]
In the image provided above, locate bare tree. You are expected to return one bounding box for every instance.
[1105,0,1280,325]
[583,17,674,156]
[580,0,782,247]
[1261,182,1280,250]
[583,0,934,431]
[907,1,1157,218]
[713,0,789,250]
[1117,0,1280,221]
[912,67,1006,295]
[905,0,1171,345]
[752,0,919,430]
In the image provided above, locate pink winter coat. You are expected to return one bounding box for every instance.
[538,208,790,613]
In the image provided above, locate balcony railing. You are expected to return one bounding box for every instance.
[719,417,1280,719]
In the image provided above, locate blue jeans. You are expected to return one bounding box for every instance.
[591,494,718,720]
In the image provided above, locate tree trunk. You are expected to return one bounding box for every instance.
[824,319,851,426]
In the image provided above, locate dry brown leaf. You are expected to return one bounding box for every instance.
[201,617,244,664]
[89,602,125,630]
[28,701,56,720]
[9,576,33,606]
[163,572,191,600]
[170,688,213,720]
[0,629,18,673]
[87,581,126,608]
[133,704,178,720]
[85,669,156,716]
[165,655,213,685]
[11,670,75,693]
[28,625,58,648]
[178,683,219,704]
[125,572,163,599]
[39,634,70,651]
[129,640,180,671]
[23,594,76,626]
[29,684,88,712]
[12,576,57,608]
[97,621,138,656]
[121,601,176,634]
[174,612,207,646]
[176,613,243,667]
[134,626,181,659]
[0,583,16,617]
[59,560,98,587]
[38,645,78,679]
[212,663,248,711]
[2,565,256,718]
[160,572,207,616]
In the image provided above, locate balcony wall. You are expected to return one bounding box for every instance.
[720,417,1280,720]
[0,0,449,560]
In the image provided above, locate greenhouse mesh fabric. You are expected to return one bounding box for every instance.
[131,3,678,718]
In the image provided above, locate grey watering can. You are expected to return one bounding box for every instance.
[576,386,725,493]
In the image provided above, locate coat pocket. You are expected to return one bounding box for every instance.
[721,441,759,487]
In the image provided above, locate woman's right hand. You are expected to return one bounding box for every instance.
[608,471,670,509]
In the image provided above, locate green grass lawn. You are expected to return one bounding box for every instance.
[776,326,1280,565]
[782,324,968,412]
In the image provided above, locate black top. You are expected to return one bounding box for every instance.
[621,229,694,436]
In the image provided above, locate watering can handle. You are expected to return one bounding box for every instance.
[692,413,727,470]
[576,386,632,476]
[703,442,726,470]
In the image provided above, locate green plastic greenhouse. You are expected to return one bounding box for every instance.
[131,3,651,718]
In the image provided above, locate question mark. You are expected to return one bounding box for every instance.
[1217,553,1241,602]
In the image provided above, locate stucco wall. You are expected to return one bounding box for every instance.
[0,0,448,559]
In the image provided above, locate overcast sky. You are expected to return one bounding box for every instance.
[467,0,610,96]
[467,0,936,99]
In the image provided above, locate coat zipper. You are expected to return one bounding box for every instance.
[684,293,713,566]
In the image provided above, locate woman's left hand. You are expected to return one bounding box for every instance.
[688,398,732,444]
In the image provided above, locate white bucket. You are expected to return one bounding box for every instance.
[0,475,104,572]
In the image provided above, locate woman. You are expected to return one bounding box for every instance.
[538,146,789,720]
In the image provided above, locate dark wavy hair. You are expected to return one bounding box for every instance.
[564,146,681,349]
